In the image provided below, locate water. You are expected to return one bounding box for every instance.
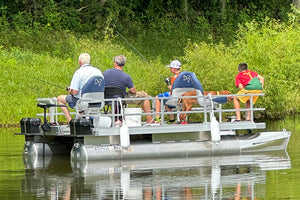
[0,117,299,200]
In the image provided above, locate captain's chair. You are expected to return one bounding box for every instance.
[76,76,105,116]
[170,71,228,106]
[169,71,228,121]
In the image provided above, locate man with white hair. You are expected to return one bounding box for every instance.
[57,53,103,122]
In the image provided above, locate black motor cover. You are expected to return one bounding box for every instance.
[69,118,92,135]
[20,118,41,134]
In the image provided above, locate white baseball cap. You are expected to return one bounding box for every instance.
[166,60,181,69]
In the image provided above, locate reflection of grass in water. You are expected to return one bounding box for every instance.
[0,128,24,154]
[266,118,299,199]
[266,116,300,132]
[0,128,24,185]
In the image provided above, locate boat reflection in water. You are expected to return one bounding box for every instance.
[23,151,291,200]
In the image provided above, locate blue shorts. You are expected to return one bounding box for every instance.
[66,95,79,109]
[158,92,175,108]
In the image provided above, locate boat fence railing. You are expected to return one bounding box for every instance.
[150,93,265,124]
[36,93,265,125]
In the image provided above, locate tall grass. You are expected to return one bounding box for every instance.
[0,40,167,125]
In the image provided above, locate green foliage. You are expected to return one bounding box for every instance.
[183,41,237,92]
[0,28,78,59]
[0,0,295,59]
[0,39,169,124]
[0,48,70,124]
[0,2,299,124]
[184,16,300,119]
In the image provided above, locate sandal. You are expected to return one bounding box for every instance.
[167,119,176,124]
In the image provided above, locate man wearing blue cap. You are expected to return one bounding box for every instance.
[154,60,182,123]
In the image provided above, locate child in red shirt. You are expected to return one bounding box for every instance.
[234,63,264,121]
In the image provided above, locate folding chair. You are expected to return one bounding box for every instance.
[76,76,105,116]
[169,71,228,122]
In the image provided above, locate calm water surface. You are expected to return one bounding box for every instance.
[0,117,300,200]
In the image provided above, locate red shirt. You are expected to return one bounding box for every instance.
[235,70,258,87]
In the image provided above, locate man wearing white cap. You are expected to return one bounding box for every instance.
[154,60,182,123]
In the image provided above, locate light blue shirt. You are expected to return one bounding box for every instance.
[70,64,103,98]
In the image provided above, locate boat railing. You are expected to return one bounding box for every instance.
[154,93,265,124]
[36,93,265,126]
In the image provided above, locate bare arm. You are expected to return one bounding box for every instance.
[69,89,78,96]
[257,75,264,88]
[237,83,244,90]
[129,86,136,94]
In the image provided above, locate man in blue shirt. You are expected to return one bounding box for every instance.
[57,53,103,122]
[103,55,156,125]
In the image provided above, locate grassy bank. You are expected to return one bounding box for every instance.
[0,16,299,125]
[0,39,167,125]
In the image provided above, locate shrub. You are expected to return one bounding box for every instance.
[184,17,300,119]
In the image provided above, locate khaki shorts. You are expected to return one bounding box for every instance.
[125,91,148,105]
[237,89,263,104]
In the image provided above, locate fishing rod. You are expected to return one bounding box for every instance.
[115,30,166,82]
[30,76,66,90]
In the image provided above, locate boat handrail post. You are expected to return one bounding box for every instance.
[111,99,116,127]
[151,97,156,119]
[51,97,58,124]
[203,95,208,123]
[218,103,222,123]
[160,96,165,123]
[250,95,254,121]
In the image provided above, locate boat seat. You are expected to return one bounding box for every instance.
[168,71,228,122]
[104,86,126,120]
[76,76,105,116]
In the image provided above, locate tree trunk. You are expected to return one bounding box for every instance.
[221,0,226,20]
[184,0,188,22]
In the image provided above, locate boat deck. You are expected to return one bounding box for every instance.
[17,121,265,137]
[93,121,265,136]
